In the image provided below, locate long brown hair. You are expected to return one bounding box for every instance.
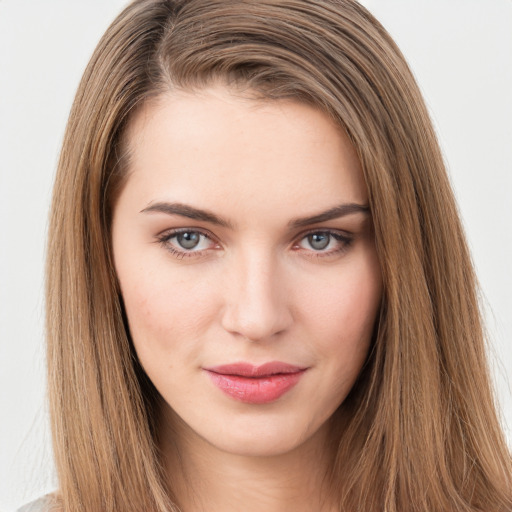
[46,1,512,510]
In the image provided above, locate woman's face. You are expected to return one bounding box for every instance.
[112,87,382,457]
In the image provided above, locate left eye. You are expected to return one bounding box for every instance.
[297,231,349,252]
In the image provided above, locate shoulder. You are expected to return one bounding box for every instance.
[16,495,55,512]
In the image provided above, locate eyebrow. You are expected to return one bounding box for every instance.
[288,203,370,228]
[140,201,234,228]
[140,201,369,229]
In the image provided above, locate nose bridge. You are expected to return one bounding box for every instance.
[221,245,291,341]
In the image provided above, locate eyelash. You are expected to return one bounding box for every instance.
[155,228,353,260]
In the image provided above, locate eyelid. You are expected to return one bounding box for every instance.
[155,226,216,240]
[291,227,353,244]
[293,226,352,238]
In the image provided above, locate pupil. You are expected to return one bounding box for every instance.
[177,232,200,249]
[309,233,329,250]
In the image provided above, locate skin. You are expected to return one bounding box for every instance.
[111,86,382,512]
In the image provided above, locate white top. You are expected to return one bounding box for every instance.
[17,496,52,512]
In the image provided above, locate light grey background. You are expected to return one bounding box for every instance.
[1,1,510,510]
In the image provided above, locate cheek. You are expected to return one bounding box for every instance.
[118,264,218,359]
[301,250,381,372]
[122,283,202,405]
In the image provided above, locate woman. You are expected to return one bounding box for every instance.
[24,0,512,510]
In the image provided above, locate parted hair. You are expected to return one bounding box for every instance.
[46,1,512,511]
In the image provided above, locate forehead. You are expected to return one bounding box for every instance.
[121,86,368,219]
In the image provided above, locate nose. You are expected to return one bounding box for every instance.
[220,249,293,342]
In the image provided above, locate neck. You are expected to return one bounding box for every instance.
[159,408,337,512]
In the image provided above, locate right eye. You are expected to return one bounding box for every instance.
[156,229,220,258]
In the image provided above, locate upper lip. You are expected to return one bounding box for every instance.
[204,362,307,378]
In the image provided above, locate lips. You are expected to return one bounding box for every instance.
[204,362,307,404]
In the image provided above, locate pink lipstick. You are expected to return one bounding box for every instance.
[204,362,307,404]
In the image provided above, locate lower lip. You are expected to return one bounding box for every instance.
[205,370,305,404]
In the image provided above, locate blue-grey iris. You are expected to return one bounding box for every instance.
[308,233,330,250]
[177,232,200,249]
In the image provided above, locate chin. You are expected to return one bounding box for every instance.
[166,400,337,460]
[210,427,312,458]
